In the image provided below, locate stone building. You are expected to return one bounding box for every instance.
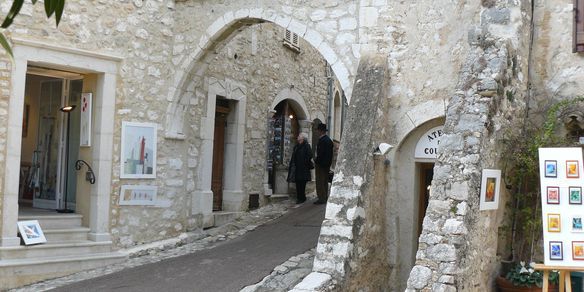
[0,0,582,291]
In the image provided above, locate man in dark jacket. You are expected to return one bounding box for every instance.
[314,123,333,204]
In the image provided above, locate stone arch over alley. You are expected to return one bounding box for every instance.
[165,6,359,138]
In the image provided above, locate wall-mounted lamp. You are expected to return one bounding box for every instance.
[373,143,393,166]
[289,114,294,119]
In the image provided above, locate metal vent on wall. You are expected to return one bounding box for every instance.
[283,29,300,53]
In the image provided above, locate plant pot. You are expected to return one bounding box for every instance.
[496,276,558,292]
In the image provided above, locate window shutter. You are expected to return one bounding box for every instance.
[283,29,300,53]
[575,0,584,52]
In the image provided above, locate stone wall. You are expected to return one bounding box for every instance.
[200,22,331,207]
[406,1,531,290]
[530,0,584,111]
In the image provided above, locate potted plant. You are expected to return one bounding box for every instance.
[496,262,558,292]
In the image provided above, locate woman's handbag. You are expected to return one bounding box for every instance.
[328,170,334,183]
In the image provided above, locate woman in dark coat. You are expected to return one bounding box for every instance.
[287,132,313,204]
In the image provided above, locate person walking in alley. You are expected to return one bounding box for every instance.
[314,123,333,204]
[287,132,314,204]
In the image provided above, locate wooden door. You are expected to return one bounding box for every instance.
[417,163,434,237]
[212,106,229,211]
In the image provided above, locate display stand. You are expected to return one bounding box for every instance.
[534,264,578,291]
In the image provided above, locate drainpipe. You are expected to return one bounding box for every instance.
[326,63,333,129]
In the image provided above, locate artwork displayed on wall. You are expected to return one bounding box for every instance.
[547,186,560,204]
[545,160,557,178]
[119,185,157,205]
[573,216,584,233]
[479,169,501,211]
[80,92,92,147]
[570,187,582,205]
[120,122,157,179]
[548,214,561,232]
[17,220,47,245]
[550,241,563,260]
[573,241,584,260]
[567,160,580,178]
[539,147,584,267]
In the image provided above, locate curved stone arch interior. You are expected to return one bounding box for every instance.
[389,117,445,290]
[166,10,356,139]
[270,87,310,121]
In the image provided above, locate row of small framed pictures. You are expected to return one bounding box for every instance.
[546,186,582,204]
[549,241,584,260]
[545,160,580,178]
[547,213,584,233]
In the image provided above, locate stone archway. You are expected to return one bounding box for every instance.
[165,6,358,139]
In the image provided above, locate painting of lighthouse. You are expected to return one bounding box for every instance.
[120,122,157,179]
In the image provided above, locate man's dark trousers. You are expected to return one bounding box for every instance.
[315,166,329,203]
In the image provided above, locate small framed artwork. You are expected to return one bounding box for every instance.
[120,121,157,179]
[479,169,501,210]
[548,213,561,232]
[573,241,584,260]
[570,187,583,204]
[545,160,557,178]
[547,186,560,204]
[119,185,158,206]
[549,241,563,260]
[566,160,580,178]
[17,220,47,245]
[80,92,92,147]
[573,215,584,232]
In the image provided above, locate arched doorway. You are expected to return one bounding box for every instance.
[391,119,444,290]
[268,100,300,195]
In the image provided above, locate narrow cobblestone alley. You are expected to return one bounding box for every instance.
[9,199,324,292]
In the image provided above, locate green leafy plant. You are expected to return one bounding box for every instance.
[505,262,543,287]
[505,261,559,287]
[501,97,584,286]
[0,0,67,57]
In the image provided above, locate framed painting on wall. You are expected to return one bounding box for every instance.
[479,169,501,210]
[119,185,157,206]
[80,93,92,147]
[120,122,157,179]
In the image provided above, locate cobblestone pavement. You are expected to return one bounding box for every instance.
[9,197,317,292]
[241,249,315,292]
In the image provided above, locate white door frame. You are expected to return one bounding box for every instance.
[0,39,121,246]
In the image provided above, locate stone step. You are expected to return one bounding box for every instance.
[0,251,128,290]
[268,194,290,204]
[0,240,113,260]
[213,211,243,227]
[18,214,83,229]
[43,227,90,242]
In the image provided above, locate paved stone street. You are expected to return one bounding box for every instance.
[9,197,323,292]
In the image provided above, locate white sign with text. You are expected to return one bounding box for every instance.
[414,126,444,159]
